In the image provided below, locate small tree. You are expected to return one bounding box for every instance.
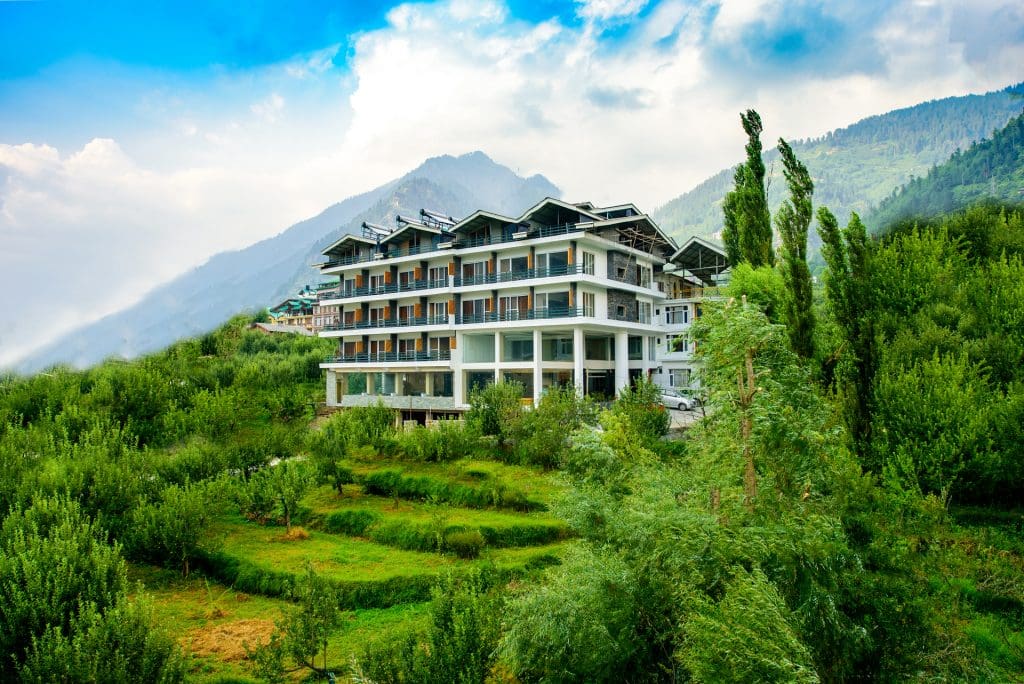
[270,460,314,534]
[722,109,774,268]
[466,381,524,445]
[129,479,220,577]
[250,564,342,680]
[609,376,670,444]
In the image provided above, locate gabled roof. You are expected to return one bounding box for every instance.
[670,236,730,284]
[576,213,678,254]
[380,221,442,245]
[450,209,520,235]
[518,197,605,225]
[322,232,376,256]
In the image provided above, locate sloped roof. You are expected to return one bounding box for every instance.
[671,236,729,283]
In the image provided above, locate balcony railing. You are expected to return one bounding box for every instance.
[456,306,582,325]
[324,349,452,364]
[318,264,588,302]
[319,223,588,270]
[323,315,452,332]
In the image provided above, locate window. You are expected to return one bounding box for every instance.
[462,298,487,321]
[369,306,385,324]
[665,305,689,324]
[399,270,415,287]
[583,291,596,317]
[628,336,642,360]
[502,333,534,362]
[616,304,626,319]
[369,274,386,291]
[542,334,573,361]
[499,295,529,320]
[582,251,595,275]
[368,339,387,359]
[396,304,416,322]
[499,256,528,276]
[428,301,447,323]
[536,250,569,275]
[639,301,652,324]
[668,337,690,353]
[462,261,487,283]
[343,278,356,294]
[617,266,627,280]
[397,338,417,355]
[648,337,655,361]
[428,265,447,286]
[636,265,652,288]
[535,291,570,317]
[429,336,451,354]
[670,369,691,388]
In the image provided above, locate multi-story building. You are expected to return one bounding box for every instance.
[316,198,728,420]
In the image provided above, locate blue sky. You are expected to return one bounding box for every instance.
[1,0,1023,366]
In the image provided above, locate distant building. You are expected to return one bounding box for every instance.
[267,289,316,329]
[315,199,729,420]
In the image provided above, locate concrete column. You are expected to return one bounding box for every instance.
[366,372,376,396]
[573,327,585,395]
[533,328,543,405]
[425,372,434,396]
[395,372,404,396]
[325,370,338,405]
[494,332,502,383]
[453,331,464,406]
[614,331,629,396]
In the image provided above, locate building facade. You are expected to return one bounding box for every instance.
[316,198,728,419]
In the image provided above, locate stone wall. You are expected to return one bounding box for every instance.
[606,288,637,322]
[606,251,638,285]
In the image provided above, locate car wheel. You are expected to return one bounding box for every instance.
[678,402,685,411]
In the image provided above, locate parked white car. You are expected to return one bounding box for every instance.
[660,388,696,411]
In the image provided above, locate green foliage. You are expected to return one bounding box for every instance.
[776,138,817,359]
[355,570,503,684]
[241,460,315,532]
[723,109,774,267]
[0,496,183,682]
[872,111,1024,228]
[128,478,222,576]
[499,547,641,682]
[444,529,486,559]
[682,567,819,683]
[607,376,670,444]
[361,469,543,512]
[395,420,479,463]
[726,262,787,322]
[250,564,343,680]
[510,386,597,469]
[466,381,523,444]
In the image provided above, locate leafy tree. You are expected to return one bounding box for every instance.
[128,479,221,576]
[682,567,819,683]
[466,381,523,445]
[608,376,670,445]
[776,138,816,359]
[818,208,875,450]
[723,109,774,267]
[250,564,343,680]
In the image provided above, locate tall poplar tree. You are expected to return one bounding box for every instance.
[722,110,774,267]
[776,138,816,359]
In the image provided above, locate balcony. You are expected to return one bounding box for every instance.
[324,349,452,364]
[319,223,587,270]
[456,306,583,325]
[319,264,588,302]
[322,314,455,332]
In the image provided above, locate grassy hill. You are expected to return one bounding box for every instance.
[653,82,1024,240]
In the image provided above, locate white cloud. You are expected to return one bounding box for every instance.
[2,0,1023,367]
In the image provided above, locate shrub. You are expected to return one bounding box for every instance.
[467,381,523,443]
[609,377,670,443]
[444,529,486,559]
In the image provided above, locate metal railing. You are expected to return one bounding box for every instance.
[319,223,588,269]
[324,349,452,364]
[455,306,583,325]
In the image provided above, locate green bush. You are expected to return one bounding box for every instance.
[467,381,523,443]
[360,470,544,512]
[444,529,486,559]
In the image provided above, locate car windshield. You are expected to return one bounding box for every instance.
[661,389,681,397]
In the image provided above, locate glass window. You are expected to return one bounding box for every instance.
[466,371,494,393]
[582,252,595,275]
[535,291,570,317]
[542,333,574,361]
[402,373,426,396]
[499,256,528,274]
[537,250,569,275]
[499,295,529,320]
[542,370,574,391]
[430,372,453,397]
[628,336,642,360]
[502,371,534,399]
[583,291,596,317]
[585,335,611,361]
[503,333,534,362]
[463,334,495,362]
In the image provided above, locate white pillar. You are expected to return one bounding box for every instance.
[614,331,629,396]
[366,372,376,395]
[533,328,543,405]
[425,372,434,396]
[494,332,502,384]
[573,327,585,395]
[453,331,465,406]
[395,372,404,396]
[325,370,338,405]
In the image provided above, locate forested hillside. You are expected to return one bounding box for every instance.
[653,82,1024,239]
[870,112,1024,228]
[2,202,1022,682]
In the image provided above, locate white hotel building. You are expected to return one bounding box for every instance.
[317,198,728,420]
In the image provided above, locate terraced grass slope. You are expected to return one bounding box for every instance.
[144,453,570,682]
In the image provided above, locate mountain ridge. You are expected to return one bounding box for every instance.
[17,152,558,372]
